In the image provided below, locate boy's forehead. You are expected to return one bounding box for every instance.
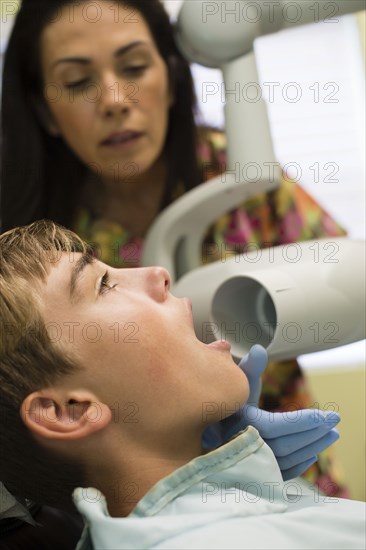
[44,252,84,296]
[43,251,98,308]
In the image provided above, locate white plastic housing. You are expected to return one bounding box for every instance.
[221,53,280,174]
[175,0,365,67]
[172,238,366,361]
[141,172,279,280]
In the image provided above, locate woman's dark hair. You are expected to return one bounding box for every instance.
[0,0,200,231]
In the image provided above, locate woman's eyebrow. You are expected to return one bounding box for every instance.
[69,253,95,303]
[52,41,147,69]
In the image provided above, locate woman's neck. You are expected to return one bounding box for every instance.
[83,158,167,237]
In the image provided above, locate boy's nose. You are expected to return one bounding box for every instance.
[146,266,171,301]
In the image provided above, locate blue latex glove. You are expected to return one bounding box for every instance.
[202,345,340,481]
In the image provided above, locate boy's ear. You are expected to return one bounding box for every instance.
[33,97,61,137]
[21,389,112,441]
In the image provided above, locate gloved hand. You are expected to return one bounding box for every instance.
[202,345,340,481]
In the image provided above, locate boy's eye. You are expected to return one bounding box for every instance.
[99,270,117,295]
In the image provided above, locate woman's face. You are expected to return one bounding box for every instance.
[40,1,173,184]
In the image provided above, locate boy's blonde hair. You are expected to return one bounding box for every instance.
[0,220,90,508]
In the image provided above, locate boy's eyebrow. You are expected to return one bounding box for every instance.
[52,41,145,69]
[69,253,95,302]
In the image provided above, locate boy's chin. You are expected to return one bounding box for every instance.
[218,383,250,422]
[225,364,250,403]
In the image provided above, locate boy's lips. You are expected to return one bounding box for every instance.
[206,340,232,351]
[182,297,231,352]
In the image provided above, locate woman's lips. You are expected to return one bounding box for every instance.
[100,131,143,148]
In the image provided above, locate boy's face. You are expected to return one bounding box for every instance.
[40,253,249,436]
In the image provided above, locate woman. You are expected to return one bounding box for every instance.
[1,0,347,498]
[1,0,199,237]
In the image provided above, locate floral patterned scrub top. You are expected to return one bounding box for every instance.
[74,128,348,497]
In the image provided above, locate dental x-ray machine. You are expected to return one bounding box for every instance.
[142,0,366,361]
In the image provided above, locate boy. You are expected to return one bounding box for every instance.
[1,221,364,549]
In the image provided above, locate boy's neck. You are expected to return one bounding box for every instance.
[86,428,204,517]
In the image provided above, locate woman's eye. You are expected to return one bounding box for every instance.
[64,78,90,91]
[99,271,117,295]
[123,65,148,76]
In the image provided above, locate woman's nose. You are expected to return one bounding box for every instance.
[98,75,132,117]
